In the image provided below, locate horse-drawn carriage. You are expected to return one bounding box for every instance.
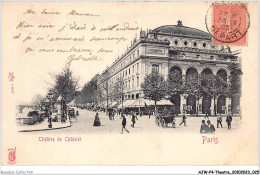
[68,108,75,119]
[155,112,176,128]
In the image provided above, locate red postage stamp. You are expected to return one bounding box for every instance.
[208,2,249,46]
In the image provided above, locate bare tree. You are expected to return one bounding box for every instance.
[48,65,79,103]
[32,94,45,110]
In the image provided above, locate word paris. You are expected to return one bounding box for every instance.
[202,136,218,144]
[39,137,82,142]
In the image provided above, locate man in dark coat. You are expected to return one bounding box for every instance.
[217,113,223,128]
[226,114,233,129]
[206,120,215,133]
[121,114,129,134]
[179,114,186,126]
[200,120,207,133]
[131,112,138,128]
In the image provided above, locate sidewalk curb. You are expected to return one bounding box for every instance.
[18,123,71,132]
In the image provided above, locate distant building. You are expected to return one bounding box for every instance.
[97,21,240,114]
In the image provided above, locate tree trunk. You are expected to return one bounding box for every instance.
[154,101,157,115]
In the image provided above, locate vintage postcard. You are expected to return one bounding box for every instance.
[1,1,259,166]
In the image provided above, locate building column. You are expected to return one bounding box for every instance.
[210,98,215,115]
[182,75,186,85]
[180,94,186,114]
[198,98,203,114]
[226,97,231,114]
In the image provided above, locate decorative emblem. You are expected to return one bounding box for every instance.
[8,72,15,82]
[8,147,16,165]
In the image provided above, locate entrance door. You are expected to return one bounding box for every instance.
[186,95,196,114]
[170,94,180,114]
[217,95,226,114]
[202,96,211,114]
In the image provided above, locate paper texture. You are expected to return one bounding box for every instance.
[1,1,258,165]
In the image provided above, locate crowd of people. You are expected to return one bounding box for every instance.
[89,107,234,134]
[199,113,233,134]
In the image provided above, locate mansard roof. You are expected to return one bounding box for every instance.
[152,21,211,40]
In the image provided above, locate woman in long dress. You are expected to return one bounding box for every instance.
[93,113,101,126]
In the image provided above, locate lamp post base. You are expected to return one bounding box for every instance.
[48,123,52,128]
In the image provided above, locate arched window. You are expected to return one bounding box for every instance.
[193,42,197,47]
[203,43,207,47]
[184,41,188,46]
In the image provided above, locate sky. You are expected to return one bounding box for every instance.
[3,1,221,104]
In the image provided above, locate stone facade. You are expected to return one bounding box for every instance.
[97,21,240,114]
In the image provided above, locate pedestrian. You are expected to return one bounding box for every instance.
[172,115,176,128]
[121,114,129,134]
[163,107,168,116]
[205,112,209,119]
[93,113,101,126]
[131,111,138,128]
[206,120,215,133]
[112,110,115,120]
[217,113,222,128]
[108,110,112,120]
[179,114,186,126]
[200,120,207,133]
[226,114,232,129]
[148,110,151,119]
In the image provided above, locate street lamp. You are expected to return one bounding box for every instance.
[47,92,53,128]
[138,91,141,116]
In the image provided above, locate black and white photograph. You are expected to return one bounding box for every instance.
[1,1,259,173]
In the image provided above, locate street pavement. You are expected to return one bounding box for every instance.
[36,108,242,134]
[17,116,71,132]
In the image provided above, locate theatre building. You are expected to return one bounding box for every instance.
[97,20,240,115]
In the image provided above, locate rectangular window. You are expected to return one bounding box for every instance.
[128,80,130,88]
[132,78,134,89]
[137,77,139,87]
[129,68,130,75]
[152,65,159,73]
[137,63,139,71]
[133,65,134,73]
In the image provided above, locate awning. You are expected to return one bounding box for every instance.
[143,98,174,106]
[157,99,174,106]
[117,99,136,108]
[108,101,118,108]
[98,101,106,108]
[67,100,75,106]
[116,99,174,108]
